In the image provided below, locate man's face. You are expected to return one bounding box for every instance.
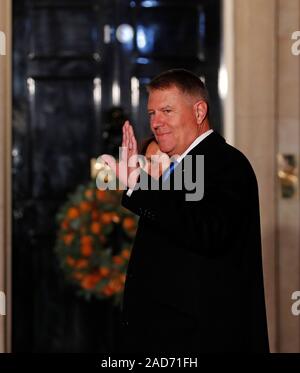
[147,86,201,156]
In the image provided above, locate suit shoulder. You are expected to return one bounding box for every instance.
[221,142,258,182]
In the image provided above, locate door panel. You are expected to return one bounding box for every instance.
[12,0,221,352]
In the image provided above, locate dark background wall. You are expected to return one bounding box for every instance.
[12,0,221,352]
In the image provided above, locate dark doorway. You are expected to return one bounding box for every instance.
[12,0,221,352]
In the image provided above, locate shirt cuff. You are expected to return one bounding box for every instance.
[126,188,133,197]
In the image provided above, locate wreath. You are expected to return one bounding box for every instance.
[54,181,137,303]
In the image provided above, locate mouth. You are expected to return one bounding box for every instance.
[156,133,171,138]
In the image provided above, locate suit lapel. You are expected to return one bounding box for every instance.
[159,132,226,187]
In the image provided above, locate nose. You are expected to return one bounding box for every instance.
[150,112,164,131]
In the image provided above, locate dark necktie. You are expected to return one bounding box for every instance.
[162,160,178,182]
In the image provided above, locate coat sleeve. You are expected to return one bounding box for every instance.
[121,162,254,254]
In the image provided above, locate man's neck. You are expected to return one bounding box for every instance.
[176,121,211,157]
[175,128,214,162]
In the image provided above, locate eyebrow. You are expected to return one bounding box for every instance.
[148,105,173,112]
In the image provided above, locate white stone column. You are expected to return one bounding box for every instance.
[277,0,300,353]
[225,0,300,352]
[224,0,278,351]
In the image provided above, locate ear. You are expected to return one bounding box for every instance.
[194,100,208,125]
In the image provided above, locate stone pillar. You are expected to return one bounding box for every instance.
[226,0,278,351]
[226,0,300,352]
[277,0,300,353]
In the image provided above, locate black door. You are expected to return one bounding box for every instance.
[12,0,221,352]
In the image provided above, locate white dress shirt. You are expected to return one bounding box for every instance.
[126,129,214,197]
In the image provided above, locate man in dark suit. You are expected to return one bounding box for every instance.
[103,69,269,352]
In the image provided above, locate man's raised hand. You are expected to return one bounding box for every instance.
[101,121,140,189]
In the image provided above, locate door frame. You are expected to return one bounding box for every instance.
[0,0,12,353]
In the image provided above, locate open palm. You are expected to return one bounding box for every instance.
[101,121,140,189]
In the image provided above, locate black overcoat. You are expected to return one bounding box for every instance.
[121,132,269,353]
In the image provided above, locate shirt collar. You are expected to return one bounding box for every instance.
[175,129,214,164]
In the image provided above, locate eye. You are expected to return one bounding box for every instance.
[163,109,172,114]
[148,112,154,118]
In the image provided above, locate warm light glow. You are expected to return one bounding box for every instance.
[112,81,120,106]
[93,77,102,105]
[104,25,112,44]
[218,64,228,100]
[131,77,139,108]
[27,78,35,96]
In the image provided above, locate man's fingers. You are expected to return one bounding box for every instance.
[128,124,137,153]
[123,121,128,148]
[126,121,133,150]
[122,124,126,148]
[131,133,137,153]
[122,120,138,160]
